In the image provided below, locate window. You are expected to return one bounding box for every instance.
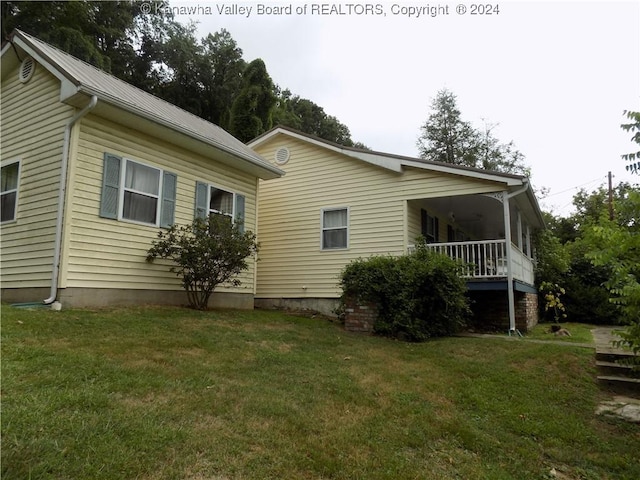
[209,187,234,219]
[194,181,246,232]
[100,153,176,227]
[1,160,20,223]
[123,160,161,224]
[421,209,439,243]
[322,207,348,250]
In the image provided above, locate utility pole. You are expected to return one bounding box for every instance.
[608,171,614,221]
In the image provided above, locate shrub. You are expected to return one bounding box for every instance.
[146,214,258,310]
[340,243,470,341]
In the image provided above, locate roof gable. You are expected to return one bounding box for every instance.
[250,125,526,185]
[1,30,283,180]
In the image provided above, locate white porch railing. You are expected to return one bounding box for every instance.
[410,240,534,285]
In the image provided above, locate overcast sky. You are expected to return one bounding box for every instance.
[170,0,640,216]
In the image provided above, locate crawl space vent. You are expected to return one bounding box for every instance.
[19,57,35,83]
[275,147,290,165]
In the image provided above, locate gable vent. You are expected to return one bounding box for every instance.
[19,57,36,83]
[275,147,290,165]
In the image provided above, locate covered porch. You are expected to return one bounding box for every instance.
[406,183,545,333]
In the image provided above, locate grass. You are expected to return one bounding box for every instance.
[526,322,596,345]
[2,306,639,480]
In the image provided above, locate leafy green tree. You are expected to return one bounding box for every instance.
[621,110,640,174]
[146,215,259,310]
[417,88,529,175]
[200,29,246,130]
[583,192,640,357]
[229,59,276,142]
[272,88,366,147]
[417,89,480,167]
[156,21,206,117]
[2,0,171,87]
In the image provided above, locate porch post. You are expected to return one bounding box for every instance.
[526,224,532,258]
[516,210,523,250]
[502,191,517,333]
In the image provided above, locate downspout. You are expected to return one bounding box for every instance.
[44,95,98,304]
[503,179,530,334]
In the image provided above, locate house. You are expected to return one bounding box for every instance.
[249,126,546,333]
[0,30,283,309]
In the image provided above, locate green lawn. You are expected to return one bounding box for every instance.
[526,322,596,345]
[2,306,638,480]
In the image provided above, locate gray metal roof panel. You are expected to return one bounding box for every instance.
[11,30,281,176]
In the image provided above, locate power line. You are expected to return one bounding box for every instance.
[540,176,605,199]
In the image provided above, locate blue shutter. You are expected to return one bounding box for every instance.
[160,172,177,228]
[100,153,121,219]
[234,194,246,233]
[194,181,208,219]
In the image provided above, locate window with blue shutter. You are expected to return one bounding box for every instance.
[194,181,208,219]
[195,182,248,232]
[100,153,176,228]
[100,153,121,219]
[234,194,246,233]
[160,172,177,228]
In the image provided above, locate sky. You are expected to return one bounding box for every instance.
[167,0,640,216]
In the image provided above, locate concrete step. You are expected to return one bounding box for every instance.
[595,350,637,363]
[596,360,640,378]
[597,375,640,397]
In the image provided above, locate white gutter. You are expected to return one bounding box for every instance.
[44,95,98,304]
[503,179,530,334]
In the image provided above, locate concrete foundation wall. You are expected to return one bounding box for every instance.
[2,287,254,310]
[254,297,340,317]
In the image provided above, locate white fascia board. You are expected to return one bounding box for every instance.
[401,159,524,186]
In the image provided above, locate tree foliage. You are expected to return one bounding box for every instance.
[535,183,639,326]
[417,89,529,175]
[621,110,640,174]
[146,215,258,310]
[229,59,276,142]
[272,88,363,147]
[3,1,361,146]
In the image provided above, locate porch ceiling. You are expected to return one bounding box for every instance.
[423,191,543,240]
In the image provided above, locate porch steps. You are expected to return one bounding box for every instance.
[594,328,640,398]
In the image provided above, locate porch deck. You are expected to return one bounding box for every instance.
[418,239,535,286]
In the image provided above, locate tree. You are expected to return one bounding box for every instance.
[146,215,259,310]
[417,88,529,175]
[417,89,480,167]
[156,21,206,117]
[229,59,276,142]
[582,190,640,358]
[2,0,172,91]
[621,110,640,174]
[200,29,246,130]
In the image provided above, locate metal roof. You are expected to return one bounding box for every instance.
[4,29,283,179]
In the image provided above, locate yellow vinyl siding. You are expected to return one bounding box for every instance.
[0,64,74,288]
[254,137,504,298]
[60,115,258,293]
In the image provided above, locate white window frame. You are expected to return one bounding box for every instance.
[207,183,236,220]
[1,158,21,224]
[118,158,163,227]
[321,207,349,251]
